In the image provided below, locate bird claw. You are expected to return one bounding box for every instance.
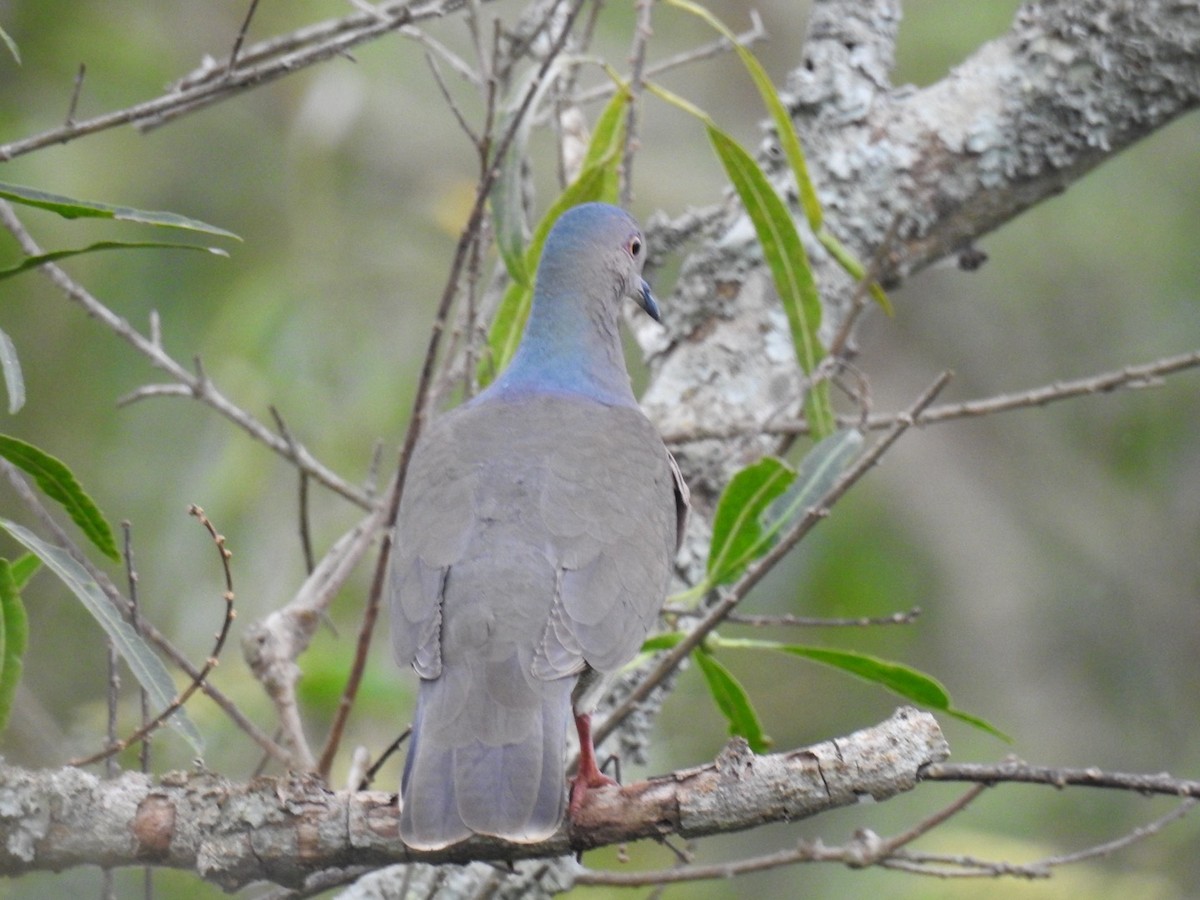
[568,767,619,817]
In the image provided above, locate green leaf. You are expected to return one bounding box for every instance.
[0,181,240,239]
[662,0,893,317]
[0,434,119,561]
[0,240,228,282]
[0,559,29,736]
[0,25,18,65]
[693,647,771,752]
[665,0,822,231]
[708,457,796,586]
[0,518,204,754]
[720,637,1009,740]
[705,430,862,590]
[0,327,24,414]
[706,125,834,437]
[581,83,631,204]
[641,630,687,653]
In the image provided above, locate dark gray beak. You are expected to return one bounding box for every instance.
[636,278,661,322]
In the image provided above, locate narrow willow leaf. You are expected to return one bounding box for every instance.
[707,457,795,586]
[0,559,28,735]
[0,25,19,65]
[0,519,204,753]
[0,327,24,414]
[665,0,822,231]
[663,0,893,316]
[720,636,1009,740]
[0,434,119,560]
[706,124,834,436]
[694,648,771,752]
[480,162,612,385]
[0,181,239,239]
[0,240,228,282]
[581,84,631,204]
[760,428,864,539]
[489,59,566,288]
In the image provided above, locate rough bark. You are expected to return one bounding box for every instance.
[0,709,947,891]
[642,0,1200,511]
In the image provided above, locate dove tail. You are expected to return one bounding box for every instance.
[399,670,573,850]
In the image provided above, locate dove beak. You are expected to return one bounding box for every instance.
[636,278,662,323]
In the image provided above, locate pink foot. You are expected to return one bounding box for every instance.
[568,711,618,817]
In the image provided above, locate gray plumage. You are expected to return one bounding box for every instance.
[389,203,686,849]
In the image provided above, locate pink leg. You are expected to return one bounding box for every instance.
[568,711,618,817]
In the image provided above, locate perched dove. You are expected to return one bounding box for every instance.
[390,202,688,850]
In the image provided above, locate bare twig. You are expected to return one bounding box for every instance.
[564,12,768,111]
[271,406,316,572]
[663,605,923,628]
[0,200,372,509]
[64,64,86,126]
[0,459,288,764]
[620,0,655,206]
[0,0,476,158]
[425,52,481,145]
[661,349,1200,444]
[70,505,239,767]
[123,521,155,900]
[923,759,1200,798]
[356,726,411,790]
[227,0,264,76]
[595,372,952,747]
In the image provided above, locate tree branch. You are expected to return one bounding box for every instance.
[0,709,946,890]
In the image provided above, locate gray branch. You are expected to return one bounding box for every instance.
[0,709,946,891]
[641,0,1200,511]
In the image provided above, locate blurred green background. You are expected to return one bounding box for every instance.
[1,1,1198,897]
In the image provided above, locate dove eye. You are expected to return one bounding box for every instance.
[628,237,642,257]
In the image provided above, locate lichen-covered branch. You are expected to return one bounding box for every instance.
[640,0,1200,509]
[0,709,946,891]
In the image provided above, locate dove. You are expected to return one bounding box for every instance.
[389,202,687,850]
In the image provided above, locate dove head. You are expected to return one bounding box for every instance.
[491,203,660,407]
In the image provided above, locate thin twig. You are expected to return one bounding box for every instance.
[64,64,86,126]
[271,406,316,572]
[0,0,467,157]
[923,759,1200,798]
[563,13,768,112]
[356,726,411,790]
[425,52,481,145]
[1041,799,1196,867]
[661,349,1200,444]
[227,0,264,76]
[0,200,372,509]
[123,521,154,900]
[595,372,953,748]
[70,505,239,767]
[0,459,288,764]
[620,0,655,206]
[663,605,923,628]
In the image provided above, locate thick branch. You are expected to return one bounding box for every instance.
[639,0,1200,510]
[0,709,945,891]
